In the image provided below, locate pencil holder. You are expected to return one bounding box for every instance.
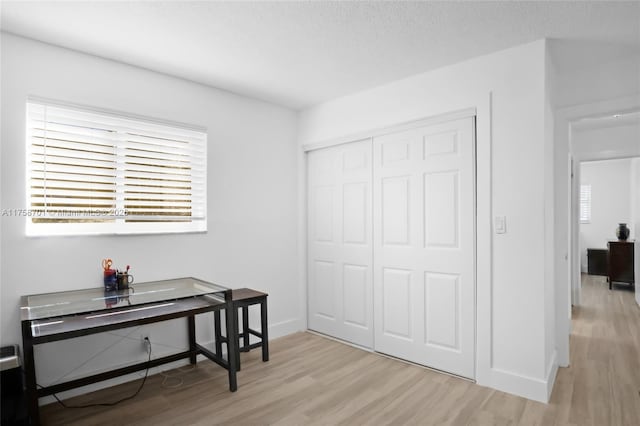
[103,269,117,291]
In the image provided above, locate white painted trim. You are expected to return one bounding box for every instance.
[302,107,477,152]
[571,160,582,305]
[297,143,309,332]
[474,93,493,388]
[269,318,305,339]
[484,350,557,404]
[546,350,559,401]
[487,367,553,403]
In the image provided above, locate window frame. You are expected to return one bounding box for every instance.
[579,183,591,224]
[25,98,207,237]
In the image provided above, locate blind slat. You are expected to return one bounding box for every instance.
[31,146,116,162]
[31,173,118,185]
[31,127,119,148]
[27,101,207,234]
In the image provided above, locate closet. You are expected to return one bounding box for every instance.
[307,139,374,348]
[307,116,476,379]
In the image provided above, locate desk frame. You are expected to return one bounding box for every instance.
[21,290,238,426]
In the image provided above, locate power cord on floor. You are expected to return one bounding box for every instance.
[159,364,196,389]
[38,337,153,408]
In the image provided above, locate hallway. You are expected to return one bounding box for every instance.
[559,274,640,424]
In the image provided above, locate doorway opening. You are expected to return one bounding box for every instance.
[570,110,640,305]
[556,98,640,367]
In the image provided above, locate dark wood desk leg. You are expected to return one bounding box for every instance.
[242,306,250,350]
[214,310,222,357]
[261,298,269,362]
[188,315,196,365]
[22,321,40,426]
[232,306,241,371]
[225,303,238,391]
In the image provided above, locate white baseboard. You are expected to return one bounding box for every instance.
[269,317,304,339]
[545,350,559,400]
[487,361,557,403]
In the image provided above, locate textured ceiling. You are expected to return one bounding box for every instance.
[2,1,639,110]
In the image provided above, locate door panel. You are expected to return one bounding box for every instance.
[424,171,459,247]
[382,177,411,245]
[307,139,373,348]
[343,264,368,327]
[313,186,334,242]
[313,260,336,319]
[424,129,458,157]
[343,183,368,244]
[382,268,413,339]
[373,117,475,379]
[424,272,459,349]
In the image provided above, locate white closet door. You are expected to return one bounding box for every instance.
[307,139,373,348]
[373,117,475,378]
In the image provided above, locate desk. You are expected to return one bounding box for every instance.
[20,278,238,426]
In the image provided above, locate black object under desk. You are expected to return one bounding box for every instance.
[587,248,608,276]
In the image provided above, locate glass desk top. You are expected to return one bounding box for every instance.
[21,277,229,321]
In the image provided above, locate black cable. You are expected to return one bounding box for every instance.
[38,338,152,409]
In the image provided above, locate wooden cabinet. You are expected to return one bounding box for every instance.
[607,241,635,290]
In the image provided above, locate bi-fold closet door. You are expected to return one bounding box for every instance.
[307,117,475,379]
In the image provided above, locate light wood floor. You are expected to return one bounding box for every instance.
[41,275,640,425]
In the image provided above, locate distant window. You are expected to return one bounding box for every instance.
[26,100,207,236]
[580,184,591,223]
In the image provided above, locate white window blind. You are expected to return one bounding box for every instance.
[580,184,591,224]
[26,101,207,236]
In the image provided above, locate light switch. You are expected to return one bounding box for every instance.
[495,216,506,234]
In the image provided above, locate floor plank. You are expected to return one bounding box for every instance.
[40,275,640,425]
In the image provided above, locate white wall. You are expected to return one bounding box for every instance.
[0,34,300,398]
[298,40,555,402]
[573,123,640,162]
[579,159,633,271]
[552,41,640,109]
